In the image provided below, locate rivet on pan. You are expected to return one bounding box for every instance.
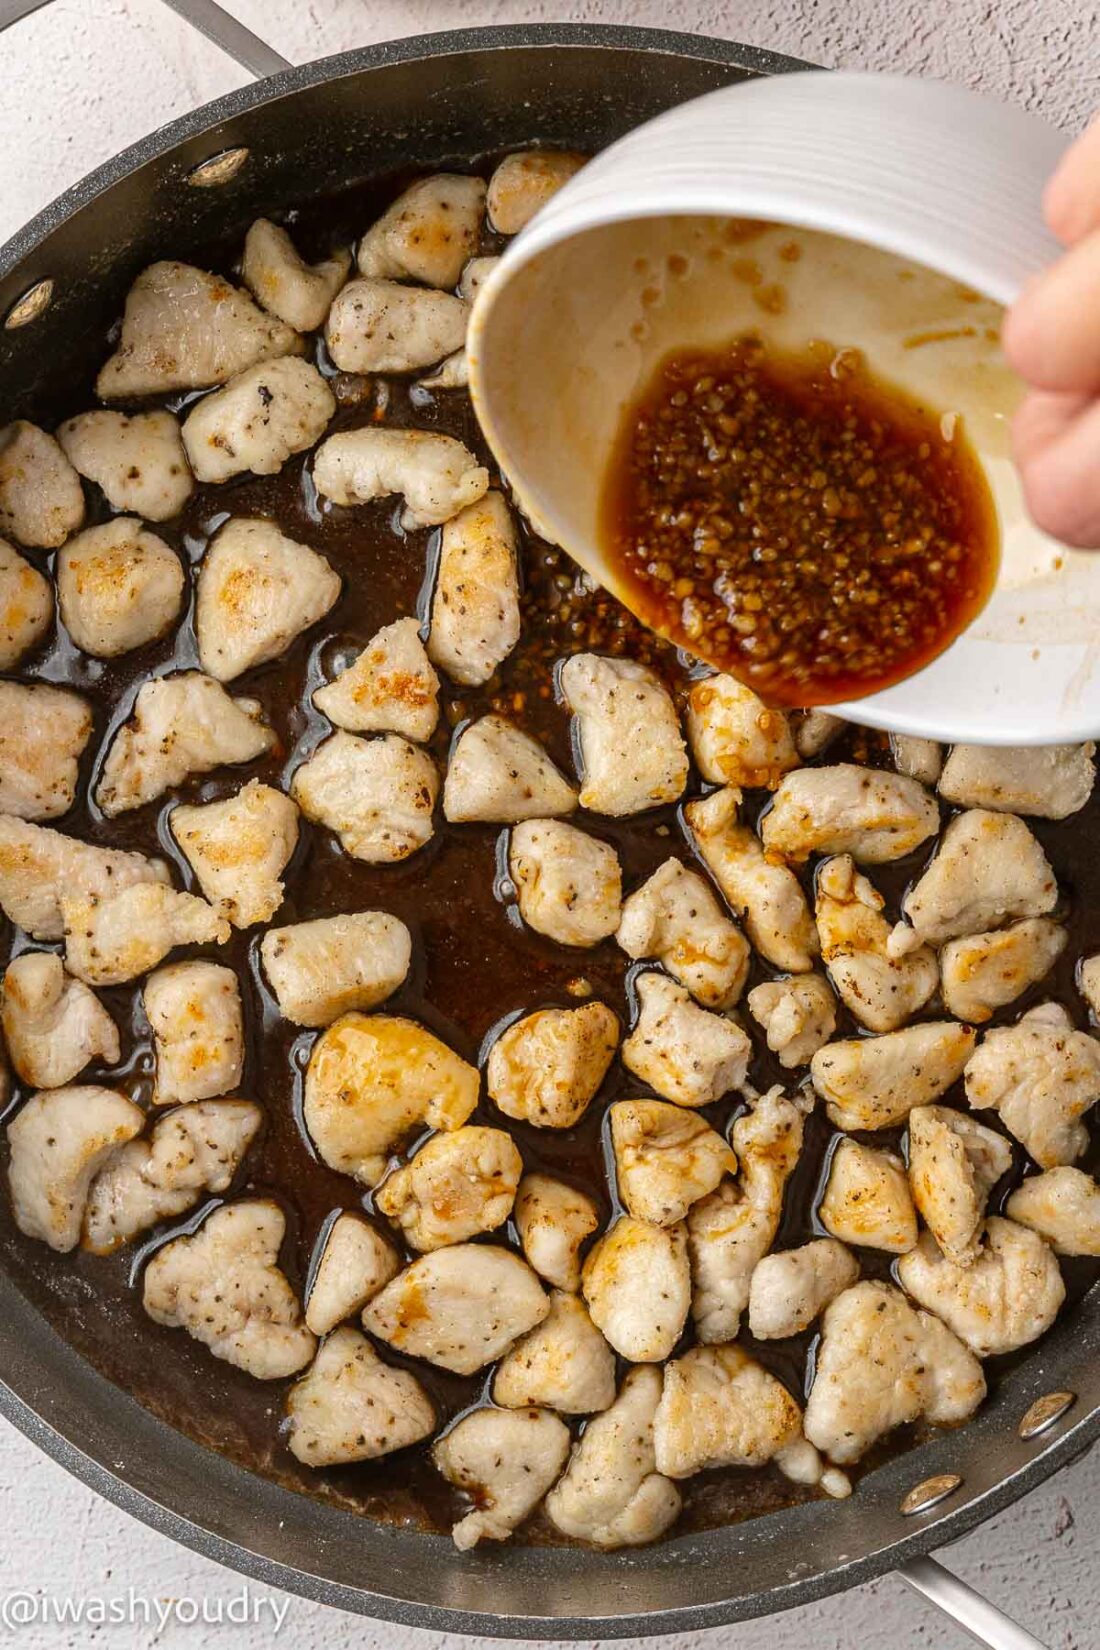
[3,278,54,330]
[186,147,250,188]
[900,1473,962,1516]
[1019,1391,1076,1440]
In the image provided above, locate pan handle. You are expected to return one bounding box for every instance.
[899,1557,1051,1650]
[0,0,290,78]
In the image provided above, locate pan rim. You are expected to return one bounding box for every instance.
[0,19,1096,1635]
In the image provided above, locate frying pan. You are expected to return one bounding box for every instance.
[0,6,1094,1645]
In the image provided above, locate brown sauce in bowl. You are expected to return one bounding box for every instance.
[600,337,999,706]
[0,166,1095,1550]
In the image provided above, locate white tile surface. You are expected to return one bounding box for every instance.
[0,1,1097,1645]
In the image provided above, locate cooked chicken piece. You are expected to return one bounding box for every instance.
[890,733,943,786]
[762,764,939,864]
[427,491,520,687]
[811,1021,976,1131]
[581,1216,690,1361]
[1,953,119,1088]
[772,1436,852,1499]
[287,1326,434,1467]
[144,961,243,1106]
[514,1174,599,1293]
[304,1011,478,1185]
[545,1366,681,1549]
[291,731,438,863]
[357,175,486,287]
[196,516,340,681]
[435,1406,570,1552]
[63,882,229,988]
[747,973,836,1068]
[7,1083,143,1251]
[560,654,687,815]
[509,819,621,947]
[486,150,585,233]
[815,855,938,1032]
[819,1140,917,1253]
[687,1087,805,1342]
[313,428,488,530]
[0,421,84,549]
[685,675,798,788]
[964,1001,1100,1167]
[376,1125,522,1251]
[417,349,468,390]
[96,672,275,816]
[0,682,92,820]
[326,279,468,374]
[793,709,844,759]
[899,1218,1065,1356]
[183,358,334,485]
[609,1099,735,1226]
[617,858,749,1009]
[890,809,1057,953]
[654,1343,802,1478]
[170,780,298,929]
[313,617,439,741]
[0,537,52,668]
[621,971,750,1108]
[747,1238,860,1339]
[58,519,184,657]
[803,1280,986,1464]
[939,742,1096,820]
[0,815,170,942]
[143,1199,315,1378]
[365,1244,549,1374]
[82,1098,260,1254]
[241,218,350,332]
[494,1290,616,1414]
[96,262,300,399]
[1079,954,1100,1020]
[1005,1167,1100,1256]
[304,1213,401,1334]
[57,408,193,520]
[487,1001,618,1128]
[458,256,499,301]
[941,918,1067,1024]
[683,788,818,972]
[261,911,410,1028]
[443,714,576,823]
[907,1104,1013,1267]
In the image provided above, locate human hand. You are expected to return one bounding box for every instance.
[1002,113,1100,548]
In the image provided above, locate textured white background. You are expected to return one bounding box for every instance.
[0,2,1098,1647]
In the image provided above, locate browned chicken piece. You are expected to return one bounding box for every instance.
[811,1021,976,1131]
[287,1328,434,1467]
[357,175,486,287]
[1,953,119,1089]
[907,1104,1013,1267]
[938,742,1095,820]
[58,519,184,657]
[292,731,439,863]
[889,732,942,786]
[143,960,244,1106]
[313,618,440,742]
[196,517,340,681]
[0,682,92,820]
[183,359,335,484]
[683,787,819,972]
[509,819,622,947]
[487,1001,618,1128]
[304,1214,401,1335]
[434,1406,570,1551]
[747,973,837,1067]
[427,492,521,687]
[898,1218,1065,1356]
[486,151,585,234]
[685,674,798,789]
[0,537,52,668]
[940,919,1067,1023]
[653,1343,802,1478]
[325,279,469,374]
[762,764,939,864]
[581,1216,691,1361]
[241,218,350,331]
[7,1083,143,1251]
[815,854,938,1032]
[890,809,1057,953]
[616,857,750,1009]
[375,1125,523,1251]
[304,1011,478,1186]
[1005,1167,1100,1256]
[58,408,193,521]
[818,1139,918,1253]
[0,421,84,548]
[260,911,411,1027]
[803,1280,985,1463]
[443,715,577,824]
[513,1174,599,1292]
[622,971,750,1108]
[170,780,300,929]
[964,1002,1100,1167]
[747,1238,860,1339]
[544,1366,681,1549]
[560,653,688,816]
[313,428,488,529]
[364,1245,549,1374]
[493,1290,616,1415]
[609,1099,736,1226]
[0,815,170,942]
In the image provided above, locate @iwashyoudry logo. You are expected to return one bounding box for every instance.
[0,1586,292,1633]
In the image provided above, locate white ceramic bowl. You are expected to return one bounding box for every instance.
[468,71,1094,745]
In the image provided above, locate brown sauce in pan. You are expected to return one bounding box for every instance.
[0,164,1098,1544]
